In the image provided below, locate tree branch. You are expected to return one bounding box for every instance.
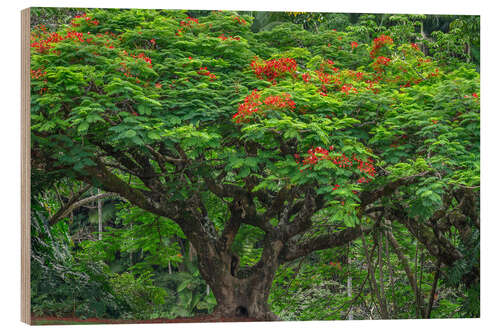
[49,192,121,226]
[360,172,429,208]
[48,184,92,225]
[388,205,463,266]
[278,189,317,239]
[279,224,372,262]
[80,159,180,220]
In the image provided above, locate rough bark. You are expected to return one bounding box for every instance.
[192,227,283,320]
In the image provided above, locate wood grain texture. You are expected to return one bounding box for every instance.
[21,7,31,325]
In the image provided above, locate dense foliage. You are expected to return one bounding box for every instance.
[30,8,479,321]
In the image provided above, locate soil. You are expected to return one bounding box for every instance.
[31,314,264,325]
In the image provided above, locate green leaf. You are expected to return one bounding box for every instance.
[77,121,89,133]
[147,132,161,141]
[121,129,137,138]
[137,104,151,115]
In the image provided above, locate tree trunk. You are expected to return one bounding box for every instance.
[209,274,278,320]
[189,228,282,321]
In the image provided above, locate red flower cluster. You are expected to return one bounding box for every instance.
[399,78,422,88]
[416,58,432,70]
[31,27,120,54]
[370,34,393,58]
[341,84,358,95]
[122,50,153,68]
[263,94,296,109]
[376,56,391,66]
[135,52,152,66]
[313,59,345,96]
[119,62,141,83]
[118,51,155,83]
[233,90,262,123]
[411,43,420,51]
[352,154,376,177]
[296,147,376,188]
[300,146,331,166]
[427,68,439,78]
[251,58,297,82]
[30,30,96,53]
[232,90,296,123]
[372,56,391,73]
[176,17,201,36]
[331,153,353,169]
[30,31,65,53]
[317,71,334,85]
[302,73,311,83]
[197,67,217,80]
[351,41,358,49]
[180,17,199,27]
[70,13,99,27]
[30,68,47,80]
[357,177,369,183]
[31,67,49,94]
[217,34,241,41]
[232,16,247,25]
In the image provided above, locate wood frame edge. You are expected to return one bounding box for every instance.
[21,7,31,326]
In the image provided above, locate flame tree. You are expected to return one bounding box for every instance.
[30,9,479,319]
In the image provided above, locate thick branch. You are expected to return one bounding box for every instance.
[360,172,429,208]
[49,192,121,226]
[145,144,185,165]
[278,189,316,239]
[264,186,290,220]
[81,160,179,219]
[389,205,463,266]
[280,224,371,262]
[203,176,247,199]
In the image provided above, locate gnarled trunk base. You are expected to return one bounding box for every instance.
[211,298,279,321]
[208,274,280,321]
